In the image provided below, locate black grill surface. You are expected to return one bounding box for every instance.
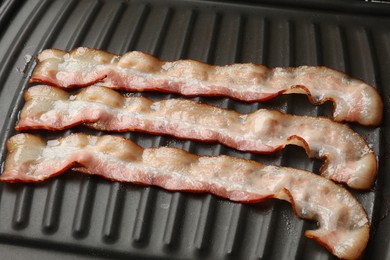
[0,0,389,259]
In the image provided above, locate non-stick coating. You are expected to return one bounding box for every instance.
[0,0,389,259]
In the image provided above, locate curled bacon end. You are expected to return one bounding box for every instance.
[17,85,377,190]
[29,47,383,126]
[1,133,369,259]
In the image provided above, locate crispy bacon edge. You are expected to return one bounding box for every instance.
[29,47,383,126]
[16,85,378,190]
[0,133,369,259]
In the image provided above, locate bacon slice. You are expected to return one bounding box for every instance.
[29,47,383,126]
[1,133,369,259]
[17,85,377,190]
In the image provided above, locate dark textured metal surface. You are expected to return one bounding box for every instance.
[0,0,389,259]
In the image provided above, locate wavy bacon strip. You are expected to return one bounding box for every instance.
[17,85,377,190]
[29,47,383,126]
[1,133,369,259]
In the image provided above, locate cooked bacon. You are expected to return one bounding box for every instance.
[17,85,377,190]
[29,47,383,126]
[1,133,369,259]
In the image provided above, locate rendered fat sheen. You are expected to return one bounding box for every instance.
[16,85,378,190]
[0,133,369,260]
[29,47,383,126]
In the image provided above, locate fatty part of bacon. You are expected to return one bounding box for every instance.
[29,47,383,126]
[1,133,369,259]
[17,85,377,190]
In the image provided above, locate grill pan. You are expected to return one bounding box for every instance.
[0,0,389,259]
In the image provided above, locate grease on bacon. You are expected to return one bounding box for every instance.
[29,47,383,126]
[1,133,369,260]
[17,85,377,190]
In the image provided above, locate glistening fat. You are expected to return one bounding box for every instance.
[1,133,370,260]
[16,85,377,190]
[29,47,383,126]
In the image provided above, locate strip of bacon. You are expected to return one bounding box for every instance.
[17,85,377,190]
[1,133,369,259]
[29,47,383,126]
